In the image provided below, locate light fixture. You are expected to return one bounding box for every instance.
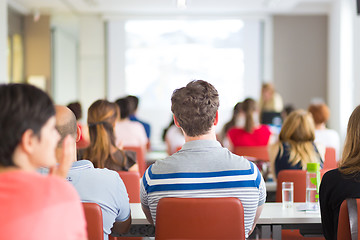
[177,0,187,9]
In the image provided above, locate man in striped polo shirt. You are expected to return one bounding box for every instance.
[140,80,266,237]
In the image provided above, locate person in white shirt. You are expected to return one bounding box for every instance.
[308,103,340,161]
[114,97,148,150]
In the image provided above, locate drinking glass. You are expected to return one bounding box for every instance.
[282,182,294,208]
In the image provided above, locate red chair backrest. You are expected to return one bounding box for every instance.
[123,146,146,177]
[155,197,245,240]
[233,146,269,162]
[117,171,141,203]
[276,170,307,202]
[324,147,337,170]
[337,199,360,240]
[82,202,104,240]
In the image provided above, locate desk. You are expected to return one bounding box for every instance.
[116,203,322,239]
[257,203,322,239]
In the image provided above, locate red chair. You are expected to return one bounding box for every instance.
[82,202,104,240]
[123,146,146,177]
[337,198,360,240]
[233,146,269,162]
[117,171,140,203]
[323,147,337,170]
[155,197,245,240]
[276,169,306,203]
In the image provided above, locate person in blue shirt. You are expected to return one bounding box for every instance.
[55,105,131,240]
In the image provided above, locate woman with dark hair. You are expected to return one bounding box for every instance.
[320,105,360,240]
[227,98,271,148]
[218,102,243,147]
[82,100,137,171]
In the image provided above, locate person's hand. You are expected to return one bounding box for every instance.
[49,135,75,178]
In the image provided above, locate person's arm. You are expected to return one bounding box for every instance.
[111,216,132,235]
[141,203,154,225]
[249,204,264,235]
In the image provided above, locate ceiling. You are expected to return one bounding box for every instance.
[7,0,331,16]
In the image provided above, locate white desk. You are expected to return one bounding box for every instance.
[124,202,322,239]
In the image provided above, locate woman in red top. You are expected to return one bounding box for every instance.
[227,98,271,147]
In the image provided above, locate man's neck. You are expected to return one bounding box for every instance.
[184,129,217,142]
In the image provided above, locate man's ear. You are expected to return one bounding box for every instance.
[214,111,219,126]
[173,115,181,128]
[76,125,81,143]
[20,129,36,154]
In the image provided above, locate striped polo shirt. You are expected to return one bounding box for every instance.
[140,140,266,237]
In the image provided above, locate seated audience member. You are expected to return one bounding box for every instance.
[82,100,138,172]
[0,84,87,240]
[218,102,243,148]
[227,98,271,148]
[269,110,324,179]
[308,103,340,161]
[55,105,131,240]
[259,83,283,113]
[115,97,148,149]
[281,104,295,121]
[67,101,90,149]
[320,105,360,240]
[163,119,185,155]
[127,95,151,139]
[140,80,266,238]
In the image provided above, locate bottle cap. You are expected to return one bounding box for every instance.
[307,162,320,172]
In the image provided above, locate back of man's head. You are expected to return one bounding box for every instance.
[55,106,77,147]
[0,84,55,167]
[115,97,131,119]
[171,80,219,137]
[126,95,139,115]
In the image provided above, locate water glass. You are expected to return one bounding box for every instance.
[282,182,294,208]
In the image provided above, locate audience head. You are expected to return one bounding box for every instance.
[280,109,315,143]
[67,101,82,120]
[281,104,295,121]
[115,97,131,120]
[340,105,360,175]
[308,103,330,126]
[55,106,78,161]
[0,83,58,169]
[261,83,275,101]
[126,95,139,116]
[84,100,123,168]
[242,98,258,133]
[171,80,219,137]
[278,109,317,168]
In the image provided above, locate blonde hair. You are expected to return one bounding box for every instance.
[277,109,318,168]
[83,100,127,169]
[339,105,360,176]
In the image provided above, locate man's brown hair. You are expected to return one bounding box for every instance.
[171,80,219,137]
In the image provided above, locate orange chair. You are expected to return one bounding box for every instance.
[117,171,141,203]
[233,146,269,162]
[82,202,104,240]
[337,198,360,240]
[323,147,337,170]
[123,146,146,177]
[276,169,306,203]
[155,197,245,240]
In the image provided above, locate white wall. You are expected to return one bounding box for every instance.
[0,2,8,83]
[328,0,356,145]
[79,16,106,121]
